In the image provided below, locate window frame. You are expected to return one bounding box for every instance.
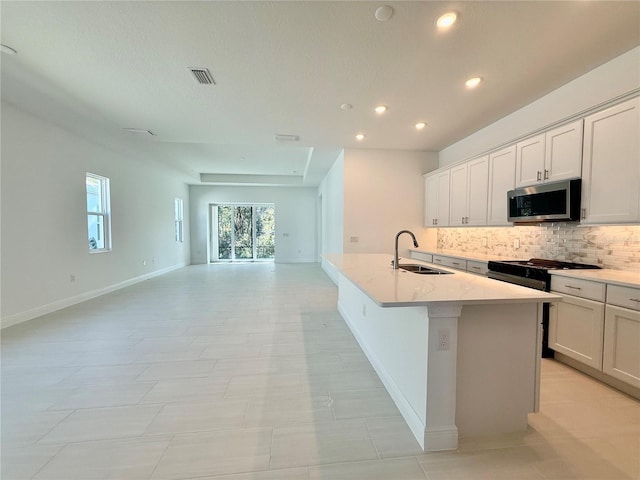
[86,172,112,253]
[175,197,184,243]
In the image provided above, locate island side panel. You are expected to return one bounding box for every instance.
[337,273,429,448]
[455,302,542,437]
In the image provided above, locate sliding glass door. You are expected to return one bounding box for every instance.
[213,204,275,261]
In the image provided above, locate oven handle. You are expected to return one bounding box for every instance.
[487,271,547,291]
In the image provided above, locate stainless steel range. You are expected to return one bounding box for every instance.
[487,258,601,357]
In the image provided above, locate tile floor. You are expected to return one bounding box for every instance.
[2,263,639,480]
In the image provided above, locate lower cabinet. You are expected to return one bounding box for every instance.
[549,293,605,370]
[603,305,640,388]
[550,278,640,392]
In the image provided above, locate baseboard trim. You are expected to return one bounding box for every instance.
[1,263,187,329]
[337,301,428,451]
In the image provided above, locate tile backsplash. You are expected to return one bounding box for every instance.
[437,224,640,271]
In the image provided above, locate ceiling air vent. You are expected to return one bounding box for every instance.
[188,67,215,85]
[275,134,299,143]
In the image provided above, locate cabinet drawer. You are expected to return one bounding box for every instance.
[550,276,606,302]
[466,260,488,275]
[432,255,466,271]
[606,284,640,311]
[410,251,433,263]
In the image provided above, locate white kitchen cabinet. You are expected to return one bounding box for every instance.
[449,163,468,226]
[449,156,488,226]
[515,134,545,187]
[515,120,583,188]
[409,251,433,263]
[581,97,640,224]
[487,146,516,226]
[432,254,466,271]
[424,170,450,227]
[549,293,605,370]
[603,304,640,388]
[467,156,489,226]
[466,260,488,276]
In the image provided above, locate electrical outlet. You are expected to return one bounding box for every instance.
[350,236,359,243]
[437,329,450,351]
[482,238,488,247]
[513,238,520,249]
[70,274,75,283]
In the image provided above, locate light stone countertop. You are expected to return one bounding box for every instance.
[550,269,640,289]
[324,253,559,307]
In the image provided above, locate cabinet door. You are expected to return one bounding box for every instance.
[582,97,640,224]
[466,155,489,226]
[515,134,545,187]
[545,119,583,183]
[487,146,516,225]
[449,163,468,226]
[436,170,450,227]
[549,293,605,370]
[603,305,640,388]
[424,175,438,227]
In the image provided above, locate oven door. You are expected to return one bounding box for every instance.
[487,271,547,291]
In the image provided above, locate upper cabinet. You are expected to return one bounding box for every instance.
[424,170,450,227]
[426,96,639,228]
[487,146,516,226]
[515,119,583,187]
[449,156,489,226]
[581,97,640,225]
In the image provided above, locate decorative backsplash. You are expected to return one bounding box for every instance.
[437,224,640,271]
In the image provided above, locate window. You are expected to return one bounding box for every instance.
[213,204,275,261]
[174,198,184,243]
[86,173,111,252]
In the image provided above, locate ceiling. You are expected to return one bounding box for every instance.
[2,1,639,186]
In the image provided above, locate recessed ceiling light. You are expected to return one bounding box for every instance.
[340,103,353,110]
[465,77,482,89]
[374,105,387,114]
[375,5,394,21]
[1,44,17,55]
[355,133,366,141]
[436,12,457,29]
[415,122,427,130]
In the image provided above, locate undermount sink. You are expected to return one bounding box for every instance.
[398,264,452,275]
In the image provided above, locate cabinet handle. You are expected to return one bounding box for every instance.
[565,285,582,290]
[630,298,640,302]
[461,216,465,224]
[452,262,460,266]
[537,171,542,181]
[471,266,480,270]
[581,208,586,219]
[435,219,438,225]
[544,169,549,180]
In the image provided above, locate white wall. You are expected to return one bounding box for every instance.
[439,46,640,166]
[343,148,438,256]
[318,151,345,282]
[1,102,191,328]
[189,185,318,264]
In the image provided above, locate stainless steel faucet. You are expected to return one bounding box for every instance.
[393,230,419,269]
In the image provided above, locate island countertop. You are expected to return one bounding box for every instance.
[324,253,559,307]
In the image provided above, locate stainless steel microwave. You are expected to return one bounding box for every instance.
[507,178,582,223]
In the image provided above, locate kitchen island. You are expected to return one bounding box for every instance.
[323,253,560,452]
